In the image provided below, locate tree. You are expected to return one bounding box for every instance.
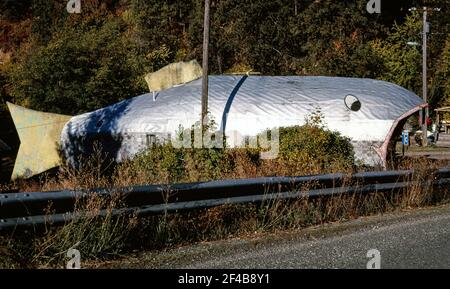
[1,0,449,117]
[129,0,193,70]
[9,18,149,115]
[371,12,422,93]
[430,37,450,110]
[296,0,387,77]
[0,0,32,21]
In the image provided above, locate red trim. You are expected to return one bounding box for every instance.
[375,103,427,169]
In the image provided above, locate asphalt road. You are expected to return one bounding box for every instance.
[104,204,450,269]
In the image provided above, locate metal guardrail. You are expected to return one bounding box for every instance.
[1,168,450,230]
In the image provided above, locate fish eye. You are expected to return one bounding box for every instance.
[344,94,361,112]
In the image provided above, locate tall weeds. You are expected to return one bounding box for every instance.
[1,126,449,268]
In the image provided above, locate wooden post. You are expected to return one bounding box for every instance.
[201,0,211,137]
[436,112,440,130]
[422,7,428,147]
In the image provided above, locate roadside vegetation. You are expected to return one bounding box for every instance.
[1,123,450,268]
[0,0,449,268]
[1,1,449,116]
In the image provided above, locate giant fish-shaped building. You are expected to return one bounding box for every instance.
[7,70,426,179]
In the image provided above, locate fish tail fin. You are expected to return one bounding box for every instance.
[6,102,72,180]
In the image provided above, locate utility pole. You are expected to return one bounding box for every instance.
[422,7,428,147]
[409,7,440,147]
[201,0,211,137]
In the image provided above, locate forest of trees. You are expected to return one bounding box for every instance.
[0,0,449,116]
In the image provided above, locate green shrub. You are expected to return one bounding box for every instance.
[127,143,185,184]
[124,124,355,184]
[278,125,355,174]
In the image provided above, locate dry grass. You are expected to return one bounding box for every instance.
[1,156,448,268]
[0,190,138,268]
[1,132,450,268]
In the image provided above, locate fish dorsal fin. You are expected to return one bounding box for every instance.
[144,60,203,93]
[6,102,72,180]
